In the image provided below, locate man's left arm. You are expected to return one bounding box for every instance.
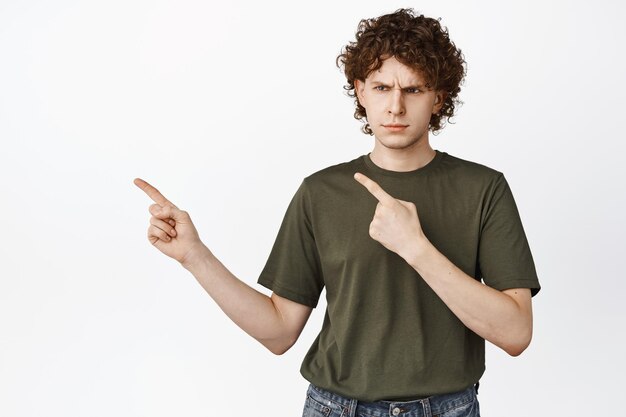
[406,241,532,356]
[353,171,534,357]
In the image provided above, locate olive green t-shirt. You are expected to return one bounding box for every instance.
[257,150,540,402]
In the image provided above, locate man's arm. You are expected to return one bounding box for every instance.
[182,245,313,355]
[353,172,534,356]
[406,242,532,356]
[134,177,313,355]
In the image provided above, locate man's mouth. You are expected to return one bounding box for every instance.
[383,124,409,131]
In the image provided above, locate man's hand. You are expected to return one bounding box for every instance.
[353,172,428,260]
[134,178,205,267]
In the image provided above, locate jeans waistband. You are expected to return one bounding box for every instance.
[306,383,478,417]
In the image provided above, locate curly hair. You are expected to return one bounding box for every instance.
[336,8,467,135]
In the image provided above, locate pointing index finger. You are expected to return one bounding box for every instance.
[133,178,177,208]
[353,172,395,205]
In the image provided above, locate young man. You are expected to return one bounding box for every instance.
[135,8,540,417]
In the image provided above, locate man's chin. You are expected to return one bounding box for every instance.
[375,135,423,151]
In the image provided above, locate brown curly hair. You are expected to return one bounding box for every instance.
[336,8,467,135]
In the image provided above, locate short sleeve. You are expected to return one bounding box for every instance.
[478,174,541,296]
[257,178,325,308]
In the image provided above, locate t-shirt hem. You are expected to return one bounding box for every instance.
[489,279,541,297]
[299,366,485,402]
[257,275,319,308]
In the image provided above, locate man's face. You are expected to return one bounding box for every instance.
[355,56,445,150]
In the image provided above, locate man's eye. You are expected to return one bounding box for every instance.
[374,86,388,91]
[405,88,421,94]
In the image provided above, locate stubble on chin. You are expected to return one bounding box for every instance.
[375,134,424,151]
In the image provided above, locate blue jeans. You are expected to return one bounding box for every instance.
[302,383,480,417]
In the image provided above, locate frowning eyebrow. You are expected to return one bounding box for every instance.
[370,80,425,89]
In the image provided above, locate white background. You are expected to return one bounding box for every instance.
[1,0,624,416]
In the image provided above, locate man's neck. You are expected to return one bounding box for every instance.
[369,140,436,172]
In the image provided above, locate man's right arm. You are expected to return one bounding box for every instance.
[182,244,313,355]
[134,177,313,355]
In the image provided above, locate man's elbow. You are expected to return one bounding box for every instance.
[264,337,297,356]
[504,343,527,357]
[501,292,534,357]
[503,331,532,357]
[269,344,289,356]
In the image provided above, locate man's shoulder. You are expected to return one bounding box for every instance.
[440,151,504,182]
[302,154,364,185]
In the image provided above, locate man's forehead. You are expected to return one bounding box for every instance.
[367,70,426,85]
[366,59,427,84]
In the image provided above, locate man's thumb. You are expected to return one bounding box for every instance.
[157,205,188,221]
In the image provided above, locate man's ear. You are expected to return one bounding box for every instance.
[354,79,365,104]
[432,90,447,114]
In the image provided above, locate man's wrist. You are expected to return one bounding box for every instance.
[181,242,212,273]
[403,235,433,270]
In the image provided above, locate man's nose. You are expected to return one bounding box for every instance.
[387,89,405,115]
